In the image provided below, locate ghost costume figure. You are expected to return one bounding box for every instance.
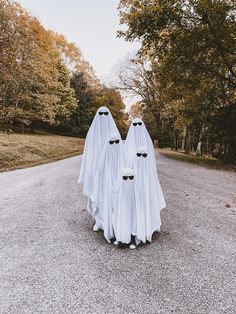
[125,118,156,168]
[91,132,125,242]
[133,146,166,242]
[112,168,146,249]
[78,106,119,200]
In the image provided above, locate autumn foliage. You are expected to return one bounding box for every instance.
[118,0,236,163]
[0,0,126,137]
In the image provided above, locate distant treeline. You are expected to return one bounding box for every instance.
[0,0,127,138]
[118,0,236,164]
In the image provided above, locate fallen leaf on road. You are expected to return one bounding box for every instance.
[162,231,169,236]
[232,197,236,203]
[225,204,231,208]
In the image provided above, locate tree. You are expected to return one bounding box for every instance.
[52,32,100,89]
[129,102,144,120]
[94,86,127,137]
[0,0,96,135]
[0,1,61,130]
[118,0,236,163]
[0,0,127,137]
[54,61,76,129]
[70,72,97,137]
[70,73,127,137]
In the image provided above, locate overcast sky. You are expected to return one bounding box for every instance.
[18,0,140,82]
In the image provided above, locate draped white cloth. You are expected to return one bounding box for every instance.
[125,118,156,168]
[91,132,126,242]
[111,168,146,244]
[132,146,166,241]
[78,107,119,198]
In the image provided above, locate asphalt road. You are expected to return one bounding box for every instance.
[0,153,236,314]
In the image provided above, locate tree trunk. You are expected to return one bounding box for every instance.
[206,137,209,157]
[181,128,186,151]
[155,112,160,145]
[174,129,178,151]
[191,138,194,153]
[227,145,236,164]
[224,137,236,164]
[30,122,35,133]
[184,125,191,154]
[170,131,174,150]
[196,141,202,156]
[21,122,25,134]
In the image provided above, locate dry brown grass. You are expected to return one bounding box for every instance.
[159,148,236,172]
[0,132,84,172]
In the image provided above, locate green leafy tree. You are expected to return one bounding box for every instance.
[54,61,77,128]
[94,86,127,138]
[118,0,236,163]
[70,72,98,137]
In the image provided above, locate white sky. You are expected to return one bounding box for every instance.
[18,0,140,83]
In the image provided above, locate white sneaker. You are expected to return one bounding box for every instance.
[114,240,119,246]
[93,224,99,232]
[129,244,136,250]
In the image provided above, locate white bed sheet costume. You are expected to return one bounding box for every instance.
[78,106,119,200]
[111,168,146,245]
[125,118,156,168]
[79,109,166,249]
[91,132,125,242]
[132,146,166,242]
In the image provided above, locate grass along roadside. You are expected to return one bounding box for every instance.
[0,132,84,172]
[158,148,236,172]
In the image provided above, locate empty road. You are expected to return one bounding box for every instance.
[0,153,236,314]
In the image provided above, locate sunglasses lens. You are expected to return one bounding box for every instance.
[129,176,134,180]
[104,112,109,115]
[137,153,141,157]
[115,140,119,144]
[138,122,142,125]
[99,112,103,115]
[123,176,128,180]
[143,153,147,157]
[109,141,114,144]
[133,123,137,126]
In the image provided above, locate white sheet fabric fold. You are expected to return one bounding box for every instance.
[78,106,119,198]
[125,118,156,168]
[91,132,125,242]
[132,146,166,241]
[111,168,146,244]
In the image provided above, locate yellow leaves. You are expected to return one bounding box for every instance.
[53,33,82,62]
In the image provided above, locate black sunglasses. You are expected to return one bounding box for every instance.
[133,122,142,126]
[137,153,147,158]
[109,139,120,144]
[123,175,134,180]
[99,111,109,115]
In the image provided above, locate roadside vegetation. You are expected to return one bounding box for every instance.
[0,131,84,172]
[159,148,236,172]
[117,1,236,165]
[0,1,127,139]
